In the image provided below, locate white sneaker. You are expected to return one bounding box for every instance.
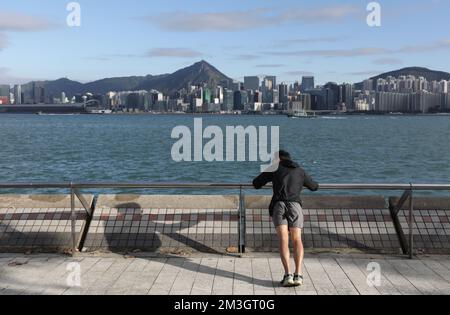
[281,274,295,287]
[293,275,304,286]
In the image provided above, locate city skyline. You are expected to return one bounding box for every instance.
[1,0,450,85]
[2,61,450,115]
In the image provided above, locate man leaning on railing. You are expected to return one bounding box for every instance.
[253,150,319,288]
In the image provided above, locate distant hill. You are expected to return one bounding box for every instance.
[21,60,232,97]
[21,78,84,96]
[356,67,450,89]
[137,60,231,92]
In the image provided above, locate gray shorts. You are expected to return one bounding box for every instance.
[272,201,304,229]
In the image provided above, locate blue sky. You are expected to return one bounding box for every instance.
[1,0,450,85]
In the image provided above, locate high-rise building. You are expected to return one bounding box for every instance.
[203,88,212,104]
[262,77,276,103]
[341,83,354,109]
[308,88,326,110]
[301,76,315,92]
[263,76,276,90]
[216,86,224,104]
[0,85,10,105]
[444,93,450,111]
[278,83,289,106]
[244,76,260,91]
[375,92,409,112]
[272,89,279,105]
[324,82,341,110]
[233,90,248,110]
[61,92,67,104]
[409,91,441,113]
[363,79,374,92]
[223,89,234,112]
[439,80,448,93]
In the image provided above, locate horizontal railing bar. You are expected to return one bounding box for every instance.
[0,182,450,190]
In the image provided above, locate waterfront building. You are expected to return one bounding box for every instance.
[297,94,312,111]
[308,88,326,110]
[323,82,340,110]
[409,91,442,113]
[375,92,409,112]
[341,83,354,110]
[354,92,373,111]
[13,85,22,105]
[61,92,67,104]
[0,85,10,104]
[443,93,450,111]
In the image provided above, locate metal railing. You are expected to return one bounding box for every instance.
[1,182,450,258]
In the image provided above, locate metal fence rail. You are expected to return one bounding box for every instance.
[1,182,450,258]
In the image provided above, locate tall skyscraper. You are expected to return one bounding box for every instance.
[244,76,260,91]
[223,89,234,111]
[301,76,315,92]
[341,83,354,109]
[279,83,289,106]
[262,76,276,103]
[324,82,341,110]
[14,85,22,105]
[263,76,276,90]
[233,90,248,110]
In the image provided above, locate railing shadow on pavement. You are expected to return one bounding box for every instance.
[1,182,450,260]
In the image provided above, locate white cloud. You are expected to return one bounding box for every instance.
[255,64,285,68]
[279,5,360,22]
[264,47,390,58]
[149,9,271,32]
[146,5,361,32]
[0,12,56,32]
[263,39,450,59]
[145,48,203,58]
[232,54,261,60]
[373,58,403,65]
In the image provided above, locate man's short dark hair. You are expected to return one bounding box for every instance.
[278,150,291,161]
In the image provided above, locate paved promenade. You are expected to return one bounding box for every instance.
[1,253,450,295]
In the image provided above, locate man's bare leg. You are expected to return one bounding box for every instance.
[290,228,304,275]
[276,225,291,274]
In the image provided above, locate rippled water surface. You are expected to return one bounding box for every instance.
[0,114,449,195]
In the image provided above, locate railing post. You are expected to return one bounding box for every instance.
[70,184,77,255]
[238,186,246,254]
[409,184,414,259]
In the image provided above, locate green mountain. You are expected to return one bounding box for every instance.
[21,61,232,97]
[138,60,231,92]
